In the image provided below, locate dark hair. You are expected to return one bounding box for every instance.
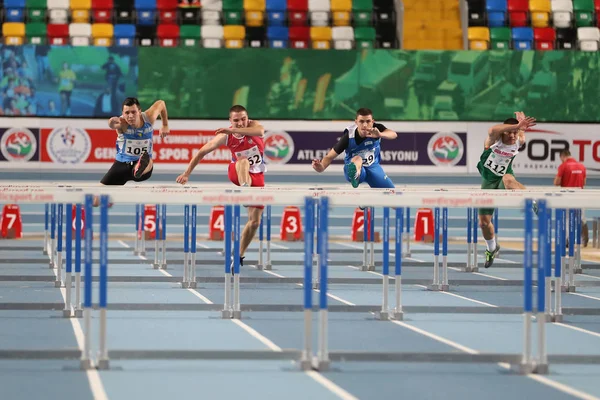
[560,149,571,157]
[356,108,373,117]
[230,105,247,114]
[503,117,519,125]
[122,97,140,109]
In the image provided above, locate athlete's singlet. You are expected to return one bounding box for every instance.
[115,112,154,163]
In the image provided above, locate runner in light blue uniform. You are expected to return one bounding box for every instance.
[99,97,169,186]
[312,107,397,188]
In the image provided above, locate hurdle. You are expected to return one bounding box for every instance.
[428,207,449,291]
[182,204,190,288]
[43,203,49,255]
[55,203,63,288]
[153,203,161,269]
[463,208,479,272]
[49,203,56,269]
[221,205,242,319]
[80,194,94,370]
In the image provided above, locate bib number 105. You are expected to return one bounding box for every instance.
[485,159,506,175]
[127,147,148,156]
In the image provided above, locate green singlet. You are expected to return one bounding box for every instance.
[476,138,522,216]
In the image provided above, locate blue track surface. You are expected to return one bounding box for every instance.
[2,174,600,399]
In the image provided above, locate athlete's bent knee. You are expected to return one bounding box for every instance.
[351,155,362,163]
[479,217,492,230]
[237,158,250,167]
[502,174,516,187]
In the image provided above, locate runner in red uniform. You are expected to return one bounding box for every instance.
[176,105,265,266]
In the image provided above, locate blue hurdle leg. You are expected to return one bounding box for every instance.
[74,204,83,318]
[55,203,64,287]
[394,208,404,320]
[377,207,390,320]
[63,203,74,318]
[43,203,49,255]
[222,205,233,319]
[300,196,314,370]
[97,195,110,370]
[189,204,198,288]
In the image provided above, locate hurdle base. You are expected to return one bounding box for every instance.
[54,280,62,288]
[180,282,189,289]
[312,282,319,290]
[361,264,369,272]
[188,281,197,289]
[392,311,404,321]
[43,249,48,256]
[462,266,479,273]
[74,309,83,318]
[368,264,376,272]
[574,268,582,274]
[48,262,54,269]
[551,314,564,323]
[62,309,72,318]
[264,263,272,271]
[404,252,412,258]
[152,263,160,270]
[221,310,232,319]
[256,264,263,270]
[314,358,330,371]
[566,285,576,293]
[299,359,312,371]
[441,284,450,292]
[544,313,553,322]
[511,362,534,375]
[96,359,110,370]
[160,264,168,270]
[375,311,389,321]
[428,284,443,291]
[80,359,93,370]
[232,310,242,319]
[139,251,146,257]
[533,363,549,375]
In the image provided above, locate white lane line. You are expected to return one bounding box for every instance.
[553,323,600,339]
[448,267,508,281]
[196,242,210,249]
[52,266,109,400]
[305,371,360,400]
[269,242,289,250]
[413,284,498,308]
[390,320,600,400]
[580,274,600,281]
[336,242,363,250]
[117,240,130,248]
[571,292,600,302]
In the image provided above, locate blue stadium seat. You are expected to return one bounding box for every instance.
[114,23,136,46]
[5,0,26,23]
[267,0,287,26]
[267,26,288,48]
[486,0,508,27]
[135,0,157,25]
[512,26,533,49]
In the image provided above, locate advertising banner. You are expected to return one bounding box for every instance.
[467,122,600,177]
[261,130,467,171]
[0,127,40,163]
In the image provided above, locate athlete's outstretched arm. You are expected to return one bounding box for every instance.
[108,116,128,133]
[145,100,170,138]
[215,120,265,137]
[486,117,536,147]
[312,148,339,173]
[176,134,227,184]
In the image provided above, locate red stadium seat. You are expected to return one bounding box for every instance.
[595,0,600,28]
[47,23,70,45]
[92,0,113,23]
[288,0,308,26]
[157,0,179,24]
[534,27,556,49]
[508,0,529,27]
[157,24,179,47]
[289,25,310,48]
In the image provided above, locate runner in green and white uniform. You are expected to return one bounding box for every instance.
[476,113,537,268]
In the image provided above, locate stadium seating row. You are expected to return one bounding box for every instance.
[468,0,600,29]
[1,21,393,49]
[468,25,600,49]
[1,0,394,27]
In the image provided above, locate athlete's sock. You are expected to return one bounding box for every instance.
[485,238,496,252]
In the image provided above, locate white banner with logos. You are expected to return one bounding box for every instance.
[467,122,600,178]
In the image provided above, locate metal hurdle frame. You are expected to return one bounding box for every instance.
[5,185,600,373]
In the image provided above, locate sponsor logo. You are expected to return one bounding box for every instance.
[263,131,294,164]
[46,126,91,164]
[427,132,464,167]
[0,128,37,162]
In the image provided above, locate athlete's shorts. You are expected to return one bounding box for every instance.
[478,174,509,216]
[344,163,395,188]
[100,160,153,185]
[228,162,265,210]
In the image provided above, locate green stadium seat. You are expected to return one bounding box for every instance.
[352,0,373,27]
[223,0,244,24]
[354,25,375,48]
[573,0,595,27]
[180,24,201,46]
[26,22,47,44]
[26,0,48,23]
[490,27,511,49]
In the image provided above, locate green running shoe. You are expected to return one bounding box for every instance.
[347,163,360,188]
[484,245,501,269]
